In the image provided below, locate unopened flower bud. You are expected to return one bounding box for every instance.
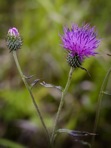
[6,27,22,52]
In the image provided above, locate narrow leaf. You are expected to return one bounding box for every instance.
[40,81,62,91]
[0,138,26,148]
[24,75,34,79]
[102,91,111,96]
[57,129,96,137]
[74,139,91,148]
[31,79,40,88]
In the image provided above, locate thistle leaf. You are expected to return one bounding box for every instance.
[40,81,62,91]
[31,79,40,88]
[57,129,96,137]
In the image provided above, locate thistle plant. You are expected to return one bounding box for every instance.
[6,24,100,147]
[51,24,100,144]
[6,27,50,144]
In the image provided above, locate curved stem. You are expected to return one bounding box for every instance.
[12,51,50,143]
[91,67,111,147]
[51,67,74,144]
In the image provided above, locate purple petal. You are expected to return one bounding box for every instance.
[8,27,19,36]
[60,24,100,59]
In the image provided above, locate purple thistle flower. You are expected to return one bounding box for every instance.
[8,27,19,37]
[60,24,100,68]
[7,27,22,52]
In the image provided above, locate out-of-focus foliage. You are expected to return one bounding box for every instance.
[0,0,111,148]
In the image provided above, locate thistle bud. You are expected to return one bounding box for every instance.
[6,27,22,52]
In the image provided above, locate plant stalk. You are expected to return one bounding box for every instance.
[51,67,74,144]
[12,51,50,143]
[91,67,111,147]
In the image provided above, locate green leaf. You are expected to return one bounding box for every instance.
[0,138,26,148]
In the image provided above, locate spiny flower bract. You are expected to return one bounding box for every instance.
[61,24,100,68]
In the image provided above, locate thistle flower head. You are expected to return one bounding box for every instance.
[61,24,100,68]
[7,27,22,52]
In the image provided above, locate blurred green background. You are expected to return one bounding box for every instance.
[0,0,111,148]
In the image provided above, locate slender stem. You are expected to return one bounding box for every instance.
[91,67,111,147]
[12,51,50,143]
[51,67,74,144]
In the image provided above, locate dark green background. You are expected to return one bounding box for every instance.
[0,0,111,147]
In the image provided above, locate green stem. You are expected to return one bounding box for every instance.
[51,67,74,144]
[12,51,50,143]
[91,67,111,147]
